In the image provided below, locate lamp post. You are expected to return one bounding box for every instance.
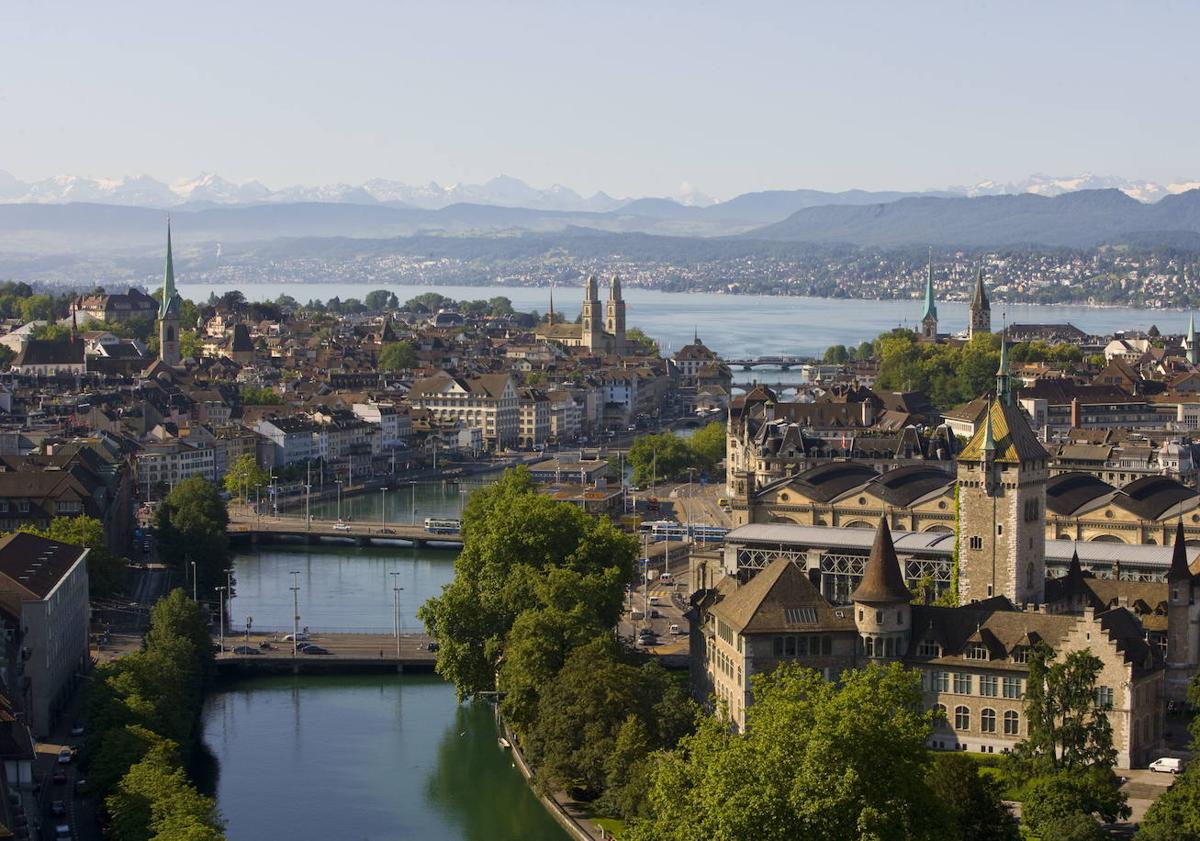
[290,571,301,658]
[191,560,197,602]
[381,487,387,527]
[410,480,418,526]
[335,479,344,522]
[215,586,226,651]
[390,571,403,660]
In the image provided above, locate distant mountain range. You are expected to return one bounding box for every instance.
[3,169,1199,212]
[5,170,1200,257]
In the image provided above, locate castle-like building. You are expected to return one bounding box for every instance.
[534,274,627,355]
[695,355,1181,767]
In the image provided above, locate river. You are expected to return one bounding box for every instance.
[176,280,1185,359]
[205,479,573,841]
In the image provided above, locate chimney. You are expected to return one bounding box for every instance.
[1071,397,1081,429]
[861,400,875,427]
[764,401,775,422]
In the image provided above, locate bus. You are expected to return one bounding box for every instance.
[424,517,462,534]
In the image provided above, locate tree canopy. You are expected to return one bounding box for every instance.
[378,340,418,371]
[628,424,726,486]
[418,467,636,699]
[223,454,268,501]
[626,663,945,841]
[155,477,229,598]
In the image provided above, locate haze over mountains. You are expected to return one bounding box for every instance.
[4,170,1200,259]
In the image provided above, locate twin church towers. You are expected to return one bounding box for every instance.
[920,253,992,342]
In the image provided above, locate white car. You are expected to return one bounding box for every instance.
[57,747,73,764]
[333,522,352,532]
[282,632,310,642]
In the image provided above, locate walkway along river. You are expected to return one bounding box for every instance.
[204,479,572,840]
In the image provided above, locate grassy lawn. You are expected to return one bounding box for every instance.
[591,816,626,838]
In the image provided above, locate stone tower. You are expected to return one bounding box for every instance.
[852,518,912,660]
[969,266,991,339]
[955,344,1049,605]
[1166,521,1199,703]
[158,221,182,366]
[581,274,604,352]
[1188,314,1198,367]
[920,252,938,341]
[606,274,626,354]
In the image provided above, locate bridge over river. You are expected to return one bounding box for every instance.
[228,512,465,548]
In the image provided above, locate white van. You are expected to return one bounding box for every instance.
[1149,756,1183,774]
[649,596,660,606]
[659,572,673,584]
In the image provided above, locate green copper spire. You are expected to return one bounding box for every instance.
[158,220,180,320]
[921,249,937,322]
[995,329,1012,406]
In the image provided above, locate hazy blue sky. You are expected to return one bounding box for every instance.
[2,0,1196,199]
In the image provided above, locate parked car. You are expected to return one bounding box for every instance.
[636,634,657,647]
[56,748,73,764]
[380,527,397,535]
[333,522,352,532]
[51,800,66,816]
[301,645,331,655]
[232,645,260,655]
[1150,757,1183,774]
[670,623,683,635]
[70,722,84,736]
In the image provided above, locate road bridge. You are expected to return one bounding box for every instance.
[215,632,439,674]
[227,513,464,548]
[725,355,811,371]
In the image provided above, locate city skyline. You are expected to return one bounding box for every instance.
[3,1,1198,198]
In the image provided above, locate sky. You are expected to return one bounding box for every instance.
[1,0,1197,200]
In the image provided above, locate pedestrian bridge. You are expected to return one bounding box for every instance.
[227,513,464,548]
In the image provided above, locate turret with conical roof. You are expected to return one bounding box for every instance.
[995,330,1012,406]
[1169,520,1192,582]
[853,518,912,659]
[920,250,938,341]
[969,265,991,339]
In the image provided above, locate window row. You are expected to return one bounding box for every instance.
[934,704,1021,735]
[927,671,1024,699]
[772,635,833,657]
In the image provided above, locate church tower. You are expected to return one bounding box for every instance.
[969,266,991,339]
[581,274,604,352]
[1187,314,1198,367]
[955,341,1049,605]
[852,518,912,661]
[1166,521,1200,703]
[606,274,626,354]
[920,252,938,341]
[158,221,182,366]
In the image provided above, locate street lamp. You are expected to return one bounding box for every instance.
[390,571,404,660]
[191,560,197,602]
[410,480,418,526]
[215,586,226,651]
[381,487,387,527]
[335,479,344,522]
[290,571,301,658]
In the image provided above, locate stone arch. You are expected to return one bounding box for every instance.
[1089,534,1126,543]
[923,524,954,534]
[842,520,873,530]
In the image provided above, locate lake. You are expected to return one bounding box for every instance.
[176,280,1184,359]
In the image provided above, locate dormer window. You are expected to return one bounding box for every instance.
[1011,646,1029,664]
[965,643,989,661]
[917,639,940,658]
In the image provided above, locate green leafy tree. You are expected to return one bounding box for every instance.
[523,636,694,801]
[363,289,394,311]
[155,478,229,597]
[238,385,281,405]
[687,422,726,474]
[628,431,693,487]
[926,753,1018,841]
[179,329,203,360]
[223,454,268,501]
[823,344,849,364]
[19,515,125,598]
[20,293,56,323]
[626,662,945,841]
[404,292,450,312]
[418,467,636,699]
[378,341,418,371]
[624,327,659,356]
[31,322,71,341]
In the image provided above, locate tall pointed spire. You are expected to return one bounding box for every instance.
[972,265,989,309]
[922,249,937,322]
[995,327,1012,406]
[1169,520,1192,581]
[158,218,179,320]
[1189,314,1198,366]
